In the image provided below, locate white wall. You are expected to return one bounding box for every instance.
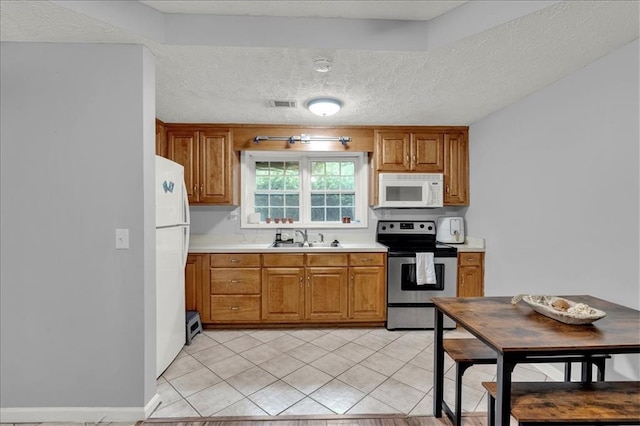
[466,39,639,379]
[0,42,158,421]
[189,206,467,244]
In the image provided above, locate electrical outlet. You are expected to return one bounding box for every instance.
[229,212,238,221]
[383,209,391,219]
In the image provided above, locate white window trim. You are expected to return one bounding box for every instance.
[240,151,368,229]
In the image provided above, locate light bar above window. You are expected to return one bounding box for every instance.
[253,134,352,145]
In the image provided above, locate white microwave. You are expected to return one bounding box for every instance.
[377,173,444,208]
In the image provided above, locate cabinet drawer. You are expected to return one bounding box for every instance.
[306,253,349,267]
[263,253,304,267]
[210,253,261,267]
[211,295,260,321]
[459,252,483,266]
[211,268,261,294]
[349,253,385,266]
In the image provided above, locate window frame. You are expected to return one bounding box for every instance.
[240,151,368,229]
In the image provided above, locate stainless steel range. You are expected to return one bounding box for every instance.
[377,220,457,330]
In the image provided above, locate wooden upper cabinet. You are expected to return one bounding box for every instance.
[155,119,167,157]
[375,131,444,172]
[200,130,233,204]
[444,132,469,205]
[167,129,199,202]
[412,133,445,172]
[166,126,236,205]
[375,132,411,171]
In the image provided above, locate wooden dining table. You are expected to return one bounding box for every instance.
[431,295,640,426]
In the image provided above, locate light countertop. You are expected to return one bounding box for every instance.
[447,236,486,252]
[188,235,484,253]
[189,239,388,253]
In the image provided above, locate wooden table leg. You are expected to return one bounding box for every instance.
[433,308,444,417]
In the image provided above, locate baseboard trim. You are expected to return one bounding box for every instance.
[0,393,161,423]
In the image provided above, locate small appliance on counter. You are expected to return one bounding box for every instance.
[436,217,465,244]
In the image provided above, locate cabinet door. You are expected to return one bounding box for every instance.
[457,252,484,297]
[167,129,199,202]
[444,133,469,205]
[458,266,483,297]
[262,267,305,321]
[349,266,386,321]
[185,254,205,312]
[375,132,411,171]
[412,133,444,172]
[199,130,232,204]
[305,267,348,321]
[155,120,167,157]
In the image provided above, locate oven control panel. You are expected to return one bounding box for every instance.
[377,220,436,234]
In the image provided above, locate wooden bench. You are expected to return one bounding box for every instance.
[482,381,640,425]
[443,338,610,426]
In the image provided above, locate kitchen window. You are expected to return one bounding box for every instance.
[241,151,368,228]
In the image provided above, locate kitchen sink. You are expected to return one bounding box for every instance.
[268,241,342,248]
[309,242,339,248]
[269,241,305,248]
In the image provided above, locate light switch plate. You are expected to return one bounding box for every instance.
[115,228,129,249]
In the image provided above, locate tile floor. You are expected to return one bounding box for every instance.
[151,327,555,419]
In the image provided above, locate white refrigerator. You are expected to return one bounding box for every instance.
[155,155,190,378]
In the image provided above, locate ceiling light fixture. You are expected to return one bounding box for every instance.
[307,98,342,116]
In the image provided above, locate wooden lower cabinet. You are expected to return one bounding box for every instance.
[457,252,484,297]
[306,267,349,321]
[185,254,207,312]
[262,267,305,321]
[207,253,261,323]
[192,251,387,326]
[349,266,386,320]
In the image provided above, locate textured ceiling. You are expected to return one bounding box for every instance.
[1,1,638,125]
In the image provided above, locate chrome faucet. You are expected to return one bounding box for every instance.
[295,229,309,246]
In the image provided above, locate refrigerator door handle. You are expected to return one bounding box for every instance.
[182,180,190,268]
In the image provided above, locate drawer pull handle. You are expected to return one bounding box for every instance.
[229,259,241,263]
[230,306,241,310]
[360,258,373,262]
[229,280,241,283]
